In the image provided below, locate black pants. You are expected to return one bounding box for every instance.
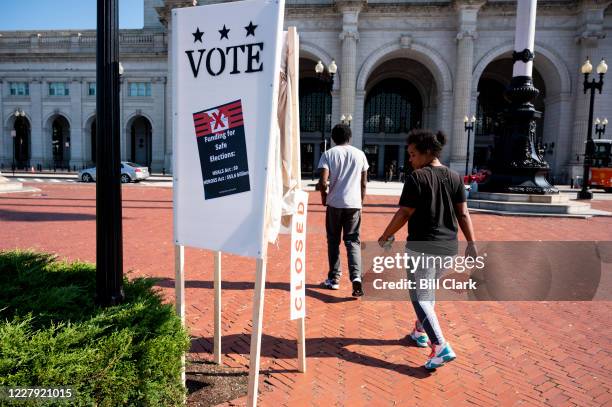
[326,206,362,282]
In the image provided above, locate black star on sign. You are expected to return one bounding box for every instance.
[192,27,204,43]
[244,21,257,37]
[218,24,230,40]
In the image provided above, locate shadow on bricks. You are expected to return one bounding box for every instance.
[191,333,434,379]
[155,279,357,304]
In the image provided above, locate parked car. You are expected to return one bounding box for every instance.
[78,162,150,183]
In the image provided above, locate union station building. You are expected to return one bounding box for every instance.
[0,0,611,182]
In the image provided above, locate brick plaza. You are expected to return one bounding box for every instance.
[0,183,611,406]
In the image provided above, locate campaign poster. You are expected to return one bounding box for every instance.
[193,100,250,200]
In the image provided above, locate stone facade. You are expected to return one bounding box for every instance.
[1,0,611,182]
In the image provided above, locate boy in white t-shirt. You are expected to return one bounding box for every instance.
[318,124,369,297]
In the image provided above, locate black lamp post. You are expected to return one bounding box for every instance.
[479,0,557,195]
[595,118,608,139]
[96,0,125,306]
[578,57,607,200]
[314,60,336,153]
[463,115,476,177]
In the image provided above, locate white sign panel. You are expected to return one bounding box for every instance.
[172,0,285,259]
[290,190,308,320]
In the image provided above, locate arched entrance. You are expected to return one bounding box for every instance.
[51,116,70,169]
[363,58,429,179]
[298,57,332,176]
[474,59,546,171]
[129,116,152,168]
[13,116,31,169]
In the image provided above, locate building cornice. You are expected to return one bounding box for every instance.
[156,0,196,27]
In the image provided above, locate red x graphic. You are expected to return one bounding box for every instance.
[211,111,225,130]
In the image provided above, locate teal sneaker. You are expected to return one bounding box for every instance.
[409,321,429,348]
[424,342,456,370]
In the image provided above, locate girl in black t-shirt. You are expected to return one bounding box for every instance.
[378,129,477,370]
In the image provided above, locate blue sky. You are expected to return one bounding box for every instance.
[0,0,144,30]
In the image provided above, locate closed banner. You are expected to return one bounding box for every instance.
[290,190,308,320]
[172,0,285,258]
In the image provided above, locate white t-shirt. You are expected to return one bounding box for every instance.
[318,145,369,209]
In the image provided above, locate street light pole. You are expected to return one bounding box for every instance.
[480,0,557,195]
[463,115,476,177]
[96,0,124,306]
[595,118,607,139]
[314,60,337,153]
[578,58,607,200]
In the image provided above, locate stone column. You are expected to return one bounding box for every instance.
[353,89,366,149]
[69,78,84,169]
[30,79,44,168]
[331,89,341,131]
[165,11,174,173]
[449,1,483,173]
[439,90,454,164]
[340,30,358,118]
[337,1,363,147]
[555,92,573,181]
[151,77,166,171]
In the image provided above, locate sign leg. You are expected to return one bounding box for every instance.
[247,258,267,407]
[174,244,186,385]
[297,317,306,373]
[214,251,222,364]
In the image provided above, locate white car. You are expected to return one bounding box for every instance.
[79,161,150,183]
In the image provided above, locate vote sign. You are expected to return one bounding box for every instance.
[172,0,285,258]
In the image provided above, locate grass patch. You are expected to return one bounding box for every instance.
[0,250,190,406]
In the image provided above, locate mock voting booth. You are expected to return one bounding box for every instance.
[171,1,305,405]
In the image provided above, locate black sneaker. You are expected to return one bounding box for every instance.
[352,280,364,297]
[322,278,340,290]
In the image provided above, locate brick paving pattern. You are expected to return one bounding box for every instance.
[1,184,611,406]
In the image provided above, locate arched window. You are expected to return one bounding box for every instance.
[13,116,31,168]
[364,79,422,134]
[51,116,70,168]
[299,77,331,133]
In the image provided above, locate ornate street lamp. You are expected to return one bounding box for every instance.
[480,0,557,195]
[463,115,476,177]
[595,118,608,139]
[340,113,352,127]
[577,57,607,200]
[314,59,336,152]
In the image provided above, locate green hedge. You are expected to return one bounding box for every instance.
[0,251,190,406]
